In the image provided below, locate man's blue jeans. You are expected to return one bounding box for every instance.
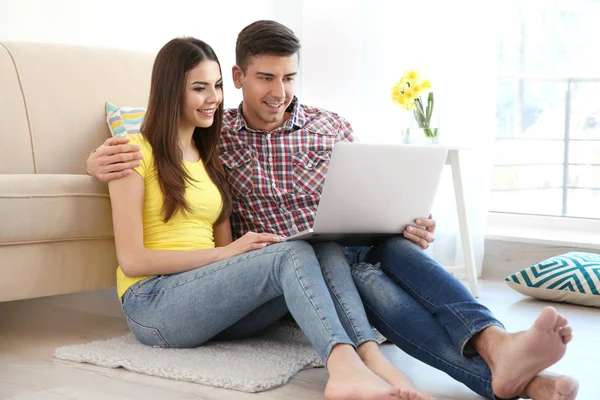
[336,236,509,399]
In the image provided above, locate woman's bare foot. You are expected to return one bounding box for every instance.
[472,307,572,399]
[522,372,579,399]
[325,344,411,400]
[357,342,435,400]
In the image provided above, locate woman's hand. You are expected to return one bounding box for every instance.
[221,231,282,258]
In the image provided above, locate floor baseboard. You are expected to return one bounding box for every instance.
[482,238,596,280]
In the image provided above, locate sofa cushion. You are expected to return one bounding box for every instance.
[0,43,35,174]
[0,174,113,245]
[505,252,600,307]
[1,42,153,175]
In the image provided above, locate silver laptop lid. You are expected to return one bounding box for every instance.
[312,142,448,234]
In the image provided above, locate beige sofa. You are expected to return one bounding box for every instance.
[0,42,155,302]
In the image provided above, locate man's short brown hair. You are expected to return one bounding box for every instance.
[236,20,301,72]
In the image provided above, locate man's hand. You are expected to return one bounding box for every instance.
[403,214,436,250]
[87,135,143,182]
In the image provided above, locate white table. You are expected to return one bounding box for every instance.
[441,147,480,297]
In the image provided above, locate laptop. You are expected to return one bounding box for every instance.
[285,142,448,245]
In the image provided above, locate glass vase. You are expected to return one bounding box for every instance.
[402,127,440,145]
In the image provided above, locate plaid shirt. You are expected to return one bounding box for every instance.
[218,97,355,239]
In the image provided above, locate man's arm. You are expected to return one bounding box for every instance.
[87,135,144,182]
[338,116,357,143]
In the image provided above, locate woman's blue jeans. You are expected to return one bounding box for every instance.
[121,241,360,362]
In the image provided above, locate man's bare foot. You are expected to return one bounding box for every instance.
[522,372,579,399]
[473,307,572,399]
[357,342,435,400]
[325,344,416,400]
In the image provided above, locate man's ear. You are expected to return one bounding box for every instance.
[232,65,244,89]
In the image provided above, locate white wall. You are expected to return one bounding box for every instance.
[0,0,290,108]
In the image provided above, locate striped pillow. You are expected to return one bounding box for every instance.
[106,102,146,136]
[505,252,600,307]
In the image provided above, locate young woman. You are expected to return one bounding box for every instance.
[107,37,433,400]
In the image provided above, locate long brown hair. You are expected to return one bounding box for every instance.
[141,37,232,223]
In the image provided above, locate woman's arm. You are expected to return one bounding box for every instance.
[109,172,225,277]
[214,219,233,247]
[109,173,281,277]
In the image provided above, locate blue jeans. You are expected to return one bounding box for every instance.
[121,241,359,362]
[338,237,510,400]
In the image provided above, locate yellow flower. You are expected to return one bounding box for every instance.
[391,69,435,125]
[402,69,419,83]
[404,86,419,100]
[411,84,421,96]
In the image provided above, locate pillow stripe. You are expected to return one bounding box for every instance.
[106,102,147,136]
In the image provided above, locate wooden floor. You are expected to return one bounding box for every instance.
[0,279,598,400]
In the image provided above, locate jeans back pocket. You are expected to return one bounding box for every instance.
[126,315,170,348]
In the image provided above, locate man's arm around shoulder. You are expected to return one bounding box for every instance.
[87,135,144,183]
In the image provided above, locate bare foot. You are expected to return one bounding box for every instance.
[324,361,401,400]
[358,342,435,400]
[523,372,579,399]
[325,344,404,400]
[480,307,572,399]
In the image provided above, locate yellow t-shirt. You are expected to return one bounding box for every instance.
[115,133,223,298]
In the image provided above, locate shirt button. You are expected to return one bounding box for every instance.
[307,163,313,168]
[272,183,277,189]
[266,134,271,139]
[268,157,273,162]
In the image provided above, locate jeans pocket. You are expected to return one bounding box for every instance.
[131,276,163,296]
[126,316,170,348]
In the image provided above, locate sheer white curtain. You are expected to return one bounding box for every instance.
[290,0,500,275]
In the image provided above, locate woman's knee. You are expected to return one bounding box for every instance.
[275,239,315,256]
[273,241,320,272]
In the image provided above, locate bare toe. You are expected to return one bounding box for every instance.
[535,307,558,330]
[555,314,568,332]
[553,376,579,400]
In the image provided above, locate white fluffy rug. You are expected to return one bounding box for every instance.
[54,322,384,393]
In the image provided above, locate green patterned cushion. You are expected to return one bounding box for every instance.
[505,252,600,307]
[106,102,146,136]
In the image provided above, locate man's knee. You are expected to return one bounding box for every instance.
[382,235,421,253]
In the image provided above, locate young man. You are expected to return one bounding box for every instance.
[87,21,578,400]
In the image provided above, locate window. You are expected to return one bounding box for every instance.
[492,0,600,219]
